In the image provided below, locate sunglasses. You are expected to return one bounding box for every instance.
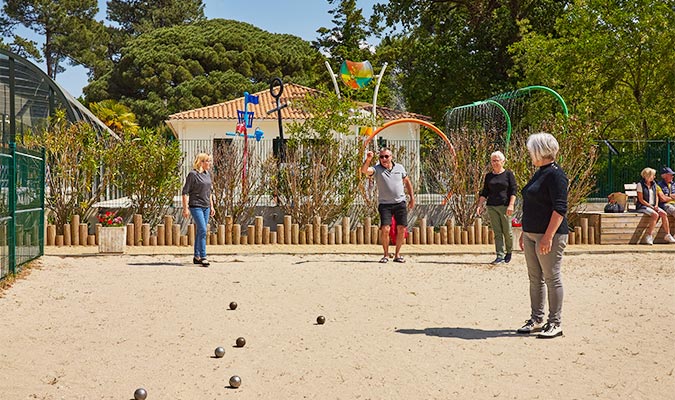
[379,155,391,159]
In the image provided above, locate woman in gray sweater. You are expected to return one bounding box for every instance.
[182,153,215,266]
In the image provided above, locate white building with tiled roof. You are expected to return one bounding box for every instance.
[166,83,429,142]
[166,83,430,184]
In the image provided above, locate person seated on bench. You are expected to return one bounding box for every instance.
[657,166,675,218]
[636,167,675,244]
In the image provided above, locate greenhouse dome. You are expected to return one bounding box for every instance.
[0,48,110,144]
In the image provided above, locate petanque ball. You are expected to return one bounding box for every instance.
[235,337,246,347]
[214,346,225,358]
[134,388,147,400]
[229,301,237,310]
[316,315,326,325]
[229,375,242,388]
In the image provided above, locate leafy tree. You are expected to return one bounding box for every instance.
[314,0,372,65]
[370,0,567,122]
[89,99,138,134]
[21,110,116,233]
[313,0,396,110]
[1,0,105,78]
[510,0,675,140]
[85,19,322,127]
[109,127,183,229]
[98,0,206,80]
[0,33,42,60]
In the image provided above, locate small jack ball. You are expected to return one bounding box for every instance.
[229,375,242,388]
[236,337,246,347]
[317,315,326,325]
[134,388,147,400]
[229,302,237,310]
[214,347,225,358]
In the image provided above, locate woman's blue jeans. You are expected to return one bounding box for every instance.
[189,207,210,259]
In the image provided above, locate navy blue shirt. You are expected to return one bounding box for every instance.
[521,162,569,234]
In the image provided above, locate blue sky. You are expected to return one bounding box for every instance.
[7,0,380,97]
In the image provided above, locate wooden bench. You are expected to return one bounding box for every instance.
[578,211,675,244]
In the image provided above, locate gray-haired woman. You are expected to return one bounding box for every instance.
[476,150,517,264]
[517,133,568,339]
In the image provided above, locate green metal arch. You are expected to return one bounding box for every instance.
[445,99,513,153]
[514,85,569,117]
[445,85,567,156]
[484,99,512,151]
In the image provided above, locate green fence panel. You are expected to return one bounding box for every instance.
[595,139,674,197]
[0,148,11,278]
[0,143,45,280]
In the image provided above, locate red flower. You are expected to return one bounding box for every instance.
[98,211,124,227]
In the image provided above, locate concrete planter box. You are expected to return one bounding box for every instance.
[98,226,126,253]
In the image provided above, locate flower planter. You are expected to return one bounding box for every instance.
[99,226,126,254]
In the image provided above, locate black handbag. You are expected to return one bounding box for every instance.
[604,201,623,213]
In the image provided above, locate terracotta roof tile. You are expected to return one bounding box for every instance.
[167,83,430,122]
[168,83,320,121]
[359,105,431,122]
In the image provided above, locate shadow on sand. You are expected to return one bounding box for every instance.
[416,260,493,266]
[396,327,520,340]
[126,262,185,267]
[293,259,377,265]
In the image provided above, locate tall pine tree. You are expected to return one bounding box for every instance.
[106,0,205,36]
[1,0,103,78]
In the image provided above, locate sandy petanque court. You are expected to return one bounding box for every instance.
[0,250,673,399]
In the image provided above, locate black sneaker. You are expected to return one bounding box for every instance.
[490,257,505,265]
[193,257,202,265]
[504,253,512,263]
[200,258,210,267]
[516,319,545,334]
[537,322,563,338]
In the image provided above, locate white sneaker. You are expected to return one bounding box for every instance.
[644,234,654,245]
[516,319,545,334]
[665,234,675,243]
[537,322,563,338]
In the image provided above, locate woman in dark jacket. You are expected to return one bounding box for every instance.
[516,133,568,339]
